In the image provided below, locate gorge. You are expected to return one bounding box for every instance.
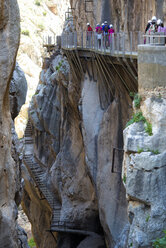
[0,1,166,248]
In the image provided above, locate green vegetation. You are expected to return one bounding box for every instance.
[43,11,47,16]
[28,238,36,248]
[38,24,44,31]
[137,147,144,154]
[56,61,63,71]
[21,30,30,36]
[126,112,153,136]
[126,112,146,127]
[146,215,150,222]
[153,231,166,248]
[130,92,142,109]
[145,121,153,136]
[151,149,160,155]
[137,148,160,155]
[123,174,126,184]
[35,0,41,6]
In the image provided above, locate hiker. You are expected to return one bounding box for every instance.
[145,20,152,33]
[144,20,152,44]
[108,24,115,48]
[157,19,166,34]
[157,19,166,44]
[86,23,93,48]
[95,23,100,33]
[103,21,109,48]
[95,24,102,49]
[109,24,114,34]
[149,16,157,34]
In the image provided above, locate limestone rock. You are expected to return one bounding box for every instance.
[0,0,22,247]
[77,234,105,248]
[70,0,166,34]
[123,97,166,247]
[10,62,27,120]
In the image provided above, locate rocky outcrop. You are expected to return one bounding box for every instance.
[22,45,136,247]
[0,0,25,247]
[123,46,166,247]
[10,62,27,120]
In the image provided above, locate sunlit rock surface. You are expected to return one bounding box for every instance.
[123,98,166,247]
[0,0,27,247]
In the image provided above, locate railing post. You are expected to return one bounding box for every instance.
[130,31,132,56]
[75,31,77,48]
[101,34,103,52]
[86,31,87,48]
[122,32,125,56]
[117,32,120,55]
[81,31,83,48]
[112,33,115,55]
[138,31,141,46]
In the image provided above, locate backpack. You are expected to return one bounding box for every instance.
[104,25,109,33]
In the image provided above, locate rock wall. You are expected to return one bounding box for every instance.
[70,0,166,32]
[123,46,166,247]
[21,1,166,248]
[0,0,26,247]
[22,47,137,247]
[10,62,27,120]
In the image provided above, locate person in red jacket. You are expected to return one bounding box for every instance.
[87,23,93,32]
[87,23,93,48]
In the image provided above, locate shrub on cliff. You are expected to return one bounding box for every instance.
[153,231,166,248]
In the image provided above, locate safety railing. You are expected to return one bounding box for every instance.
[61,31,144,56]
[43,34,57,45]
[61,31,166,56]
[143,32,166,46]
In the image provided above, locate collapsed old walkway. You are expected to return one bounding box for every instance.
[23,121,96,236]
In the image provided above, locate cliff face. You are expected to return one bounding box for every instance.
[21,1,166,248]
[23,47,136,247]
[0,0,23,247]
[70,0,166,33]
[123,46,166,248]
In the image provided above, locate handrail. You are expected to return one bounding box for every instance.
[60,31,166,57]
[61,31,143,57]
[42,32,166,57]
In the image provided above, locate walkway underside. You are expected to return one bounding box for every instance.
[62,48,138,97]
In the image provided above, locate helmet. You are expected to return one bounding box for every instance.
[157,19,162,25]
[102,23,104,26]
[148,20,151,23]
[110,24,113,28]
[104,21,107,24]
[152,16,157,21]
[97,23,100,26]
[87,23,90,26]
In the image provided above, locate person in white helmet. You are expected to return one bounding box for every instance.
[157,19,166,38]
[149,16,157,33]
[86,23,93,48]
[145,20,152,33]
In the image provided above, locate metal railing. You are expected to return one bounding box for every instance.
[43,34,57,45]
[143,32,166,46]
[61,31,166,56]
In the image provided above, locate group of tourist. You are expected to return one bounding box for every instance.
[86,16,166,49]
[145,16,166,35]
[144,16,166,44]
[87,21,115,49]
